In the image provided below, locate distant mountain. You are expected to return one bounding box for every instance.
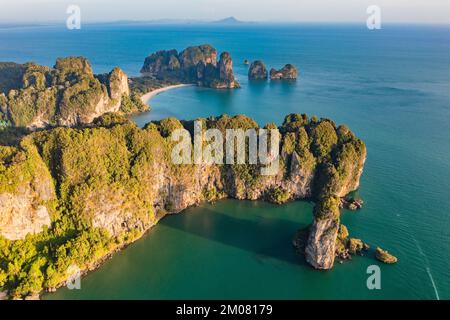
[211,17,244,24]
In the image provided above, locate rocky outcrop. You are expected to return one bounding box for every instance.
[107,67,130,102]
[248,60,268,80]
[211,52,240,89]
[334,224,370,261]
[305,218,339,269]
[140,45,240,89]
[348,238,369,255]
[270,64,298,80]
[0,58,130,129]
[375,247,398,264]
[341,197,364,210]
[303,121,367,269]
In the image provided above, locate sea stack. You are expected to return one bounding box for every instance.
[248,60,268,80]
[270,64,298,80]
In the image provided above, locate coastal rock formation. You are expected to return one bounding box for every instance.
[0,58,130,129]
[305,218,339,269]
[375,247,398,264]
[341,197,364,210]
[140,45,240,89]
[107,67,130,102]
[0,113,366,297]
[348,238,369,255]
[248,60,268,80]
[270,64,298,80]
[335,233,370,261]
[303,119,367,269]
[214,52,240,89]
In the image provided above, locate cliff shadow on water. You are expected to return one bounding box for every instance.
[159,200,312,267]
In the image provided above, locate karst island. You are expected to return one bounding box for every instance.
[0,45,396,300]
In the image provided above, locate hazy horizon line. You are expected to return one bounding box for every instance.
[1,18,449,27]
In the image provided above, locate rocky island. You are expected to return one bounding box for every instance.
[140,44,240,89]
[248,60,298,81]
[0,51,396,300]
[270,64,298,80]
[0,109,373,298]
[248,60,268,80]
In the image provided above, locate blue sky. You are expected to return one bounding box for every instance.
[1,0,449,24]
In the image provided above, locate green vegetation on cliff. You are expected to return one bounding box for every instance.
[0,113,366,297]
[0,58,132,129]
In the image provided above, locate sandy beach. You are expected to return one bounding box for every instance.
[140,84,193,104]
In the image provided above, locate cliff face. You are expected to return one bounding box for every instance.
[0,58,130,129]
[1,114,365,241]
[141,45,240,89]
[0,139,56,240]
[0,113,365,297]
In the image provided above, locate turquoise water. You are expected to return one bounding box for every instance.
[1,23,449,299]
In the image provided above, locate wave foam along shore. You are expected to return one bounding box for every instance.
[140,84,194,104]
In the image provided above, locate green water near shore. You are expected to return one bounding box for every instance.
[47,200,426,300]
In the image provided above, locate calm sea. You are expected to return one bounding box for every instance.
[1,23,449,299]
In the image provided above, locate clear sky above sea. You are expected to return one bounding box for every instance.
[0,0,449,25]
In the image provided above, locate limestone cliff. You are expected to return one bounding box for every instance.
[140,45,240,89]
[1,113,364,241]
[0,138,56,240]
[0,113,365,297]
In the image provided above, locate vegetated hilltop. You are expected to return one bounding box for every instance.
[0,58,146,130]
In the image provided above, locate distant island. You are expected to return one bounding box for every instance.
[77,17,250,26]
[211,17,245,24]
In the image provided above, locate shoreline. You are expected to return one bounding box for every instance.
[140,84,194,105]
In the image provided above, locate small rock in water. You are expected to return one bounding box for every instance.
[348,238,370,255]
[341,197,364,211]
[375,247,398,264]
